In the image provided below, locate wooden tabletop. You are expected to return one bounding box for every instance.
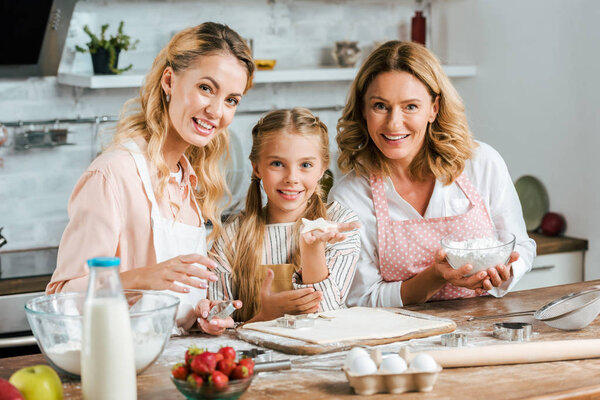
[2,280,600,399]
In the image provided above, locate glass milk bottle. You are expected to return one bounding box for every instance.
[81,257,136,400]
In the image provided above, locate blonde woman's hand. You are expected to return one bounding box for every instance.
[433,249,488,291]
[252,269,323,322]
[482,251,519,291]
[120,254,218,292]
[196,299,242,336]
[301,221,361,245]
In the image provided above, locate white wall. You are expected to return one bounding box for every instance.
[433,0,600,279]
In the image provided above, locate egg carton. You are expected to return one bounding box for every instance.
[344,350,442,395]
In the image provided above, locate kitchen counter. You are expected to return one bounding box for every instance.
[1,280,600,399]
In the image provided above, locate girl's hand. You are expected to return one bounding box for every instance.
[196,299,242,336]
[433,249,488,291]
[482,251,519,291]
[120,254,218,292]
[301,221,361,245]
[253,269,323,322]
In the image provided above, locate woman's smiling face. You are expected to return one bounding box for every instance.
[253,131,326,224]
[363,70,439,169]
[162,53,248,150]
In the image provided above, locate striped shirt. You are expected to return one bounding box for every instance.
[208,201,361,312]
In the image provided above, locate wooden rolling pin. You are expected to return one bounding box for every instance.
[401,339,600,368]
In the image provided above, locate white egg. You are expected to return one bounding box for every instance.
[409,353,438,372]
[379,354,407,373]
[349,355,378,375]
[344,347,370,369]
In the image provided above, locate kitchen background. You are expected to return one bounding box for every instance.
[0,0,598,283]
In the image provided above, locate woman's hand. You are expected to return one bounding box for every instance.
[251,269,323,322]
[196,299,242,336]
[433,249,488,290]
[481,251,519,291]
[120,253,218,292]
[301,221,361,245]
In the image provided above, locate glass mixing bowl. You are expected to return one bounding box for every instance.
[440,229,516,276]
[25,290,179,378]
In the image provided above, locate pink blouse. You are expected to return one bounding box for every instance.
[46,138,201,294]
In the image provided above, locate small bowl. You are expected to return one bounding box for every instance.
[255,59,276,70]
[441,229,515,276]
[171,375,254,400]
[25,290,179,378]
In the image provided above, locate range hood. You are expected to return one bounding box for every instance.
[0,0,76,77]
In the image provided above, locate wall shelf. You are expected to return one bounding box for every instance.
[57,65,477,89]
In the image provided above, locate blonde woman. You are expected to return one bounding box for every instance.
[329,41,535,307]
[47,22,254,334]
[209,108,361,322]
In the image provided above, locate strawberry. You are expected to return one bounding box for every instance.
[186,373,203,388]
[215,352,224,363]
[171,362,189,380]
[218,346,237,360]
[238,357,255,375]
[208,370,229,389]
[185,344,202,365]
[230,365,250,380]
[216,358,236,377]
[191,352,217,375]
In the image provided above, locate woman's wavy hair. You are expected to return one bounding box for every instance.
[108,22,254,241]
[336,40,475,185]
[229,107,329,321]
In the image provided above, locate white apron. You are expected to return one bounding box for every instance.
[124,142,207,333]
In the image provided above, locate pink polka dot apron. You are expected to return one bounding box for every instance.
[370,174,493,300]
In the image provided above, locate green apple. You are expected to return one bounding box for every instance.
[8,365,63,400]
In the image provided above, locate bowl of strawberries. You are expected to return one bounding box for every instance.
[171,345,255,400]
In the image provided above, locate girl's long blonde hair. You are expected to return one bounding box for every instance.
[230,107,329,321]
[110,22,254,240]
[337,41,475,185]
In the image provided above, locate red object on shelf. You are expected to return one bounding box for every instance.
[411,10,426,45]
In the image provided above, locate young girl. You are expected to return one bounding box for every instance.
[47,22,254,334]
[209,108,361,322]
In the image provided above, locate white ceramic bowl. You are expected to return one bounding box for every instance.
[25,290,179,378]
[440,229,515,276]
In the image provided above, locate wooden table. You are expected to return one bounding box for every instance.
[2,280,600,399]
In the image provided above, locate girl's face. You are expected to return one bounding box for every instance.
[363,70,439,170]
[161,53,248,151]
[253,132,326,224]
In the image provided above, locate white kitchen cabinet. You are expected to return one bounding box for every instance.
[513,251,585,292]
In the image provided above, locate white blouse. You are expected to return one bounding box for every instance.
[208,201,361,312]
[328,141,536,307]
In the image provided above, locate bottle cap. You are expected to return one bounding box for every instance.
[87,257,120,267]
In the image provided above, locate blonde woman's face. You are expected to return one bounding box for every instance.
[253,132,326,224]
[162,53,248,149]
[362,71,438,169]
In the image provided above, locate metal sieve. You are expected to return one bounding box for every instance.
[467,286,600,330]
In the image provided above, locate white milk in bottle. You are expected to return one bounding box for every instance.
[81,257,136,400]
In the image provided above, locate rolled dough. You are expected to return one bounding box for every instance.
[240,307,455,345]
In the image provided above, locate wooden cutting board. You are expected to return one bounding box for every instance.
[236,307,456,355]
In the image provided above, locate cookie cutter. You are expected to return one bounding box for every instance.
[441,333,468,347]
[493,322,532,341]
[206,300,236,322]
[276,314,316,329]
[238,348,273,362]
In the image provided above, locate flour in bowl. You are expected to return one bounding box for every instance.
[443,237,512,275]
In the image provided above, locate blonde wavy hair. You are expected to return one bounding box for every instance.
[229,108,330,322]
[109,22,254,241]
[337,41,475,185]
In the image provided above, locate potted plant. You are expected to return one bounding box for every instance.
[75,21,139,75]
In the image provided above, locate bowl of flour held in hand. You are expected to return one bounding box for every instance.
[440,229,516,276]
